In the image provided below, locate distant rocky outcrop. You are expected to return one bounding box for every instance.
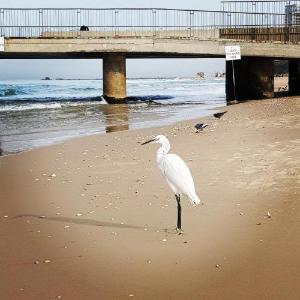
[196,72,205,79]
[215,72,225,78]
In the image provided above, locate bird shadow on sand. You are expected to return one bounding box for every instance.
[14,214,176,234]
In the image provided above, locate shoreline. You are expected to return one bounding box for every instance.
[0,96,286,158]
[0,77,226,155]
[0,96,299,299]
[0,76,288,156]
[0,105,221,158]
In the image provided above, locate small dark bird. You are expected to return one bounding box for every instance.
[194,123,208,133]
[213,111,227,119]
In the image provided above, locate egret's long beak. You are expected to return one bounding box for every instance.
[141,138,156,145]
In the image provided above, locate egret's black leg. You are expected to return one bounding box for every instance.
[175,194,181,231]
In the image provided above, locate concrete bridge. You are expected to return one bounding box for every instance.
[1,7,300,103]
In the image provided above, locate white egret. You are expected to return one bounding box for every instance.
[142,135,200,232]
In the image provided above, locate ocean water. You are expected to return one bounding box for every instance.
[0,78,225,154]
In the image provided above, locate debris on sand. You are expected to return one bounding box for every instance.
[43,259,51,264]
[213,111,227,119]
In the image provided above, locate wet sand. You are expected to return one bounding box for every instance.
[274,76,288,92]
[0,96,299,299]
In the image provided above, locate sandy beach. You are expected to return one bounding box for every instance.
[274,76,288,92]
[0,96,299,299]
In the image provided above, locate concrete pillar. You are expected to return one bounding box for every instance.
[226,57,274,102]
[103,54,126,103]
[226,60,235,102]
[289,60,300,96]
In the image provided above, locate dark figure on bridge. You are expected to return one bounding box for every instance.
[80,25,89,31]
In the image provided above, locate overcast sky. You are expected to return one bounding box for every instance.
[1,0,225,80]
[1,0,221,10]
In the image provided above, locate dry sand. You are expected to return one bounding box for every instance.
[0,97,299,300]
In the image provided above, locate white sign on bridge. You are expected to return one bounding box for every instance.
[225,45,241,61]
[0,37,4,52]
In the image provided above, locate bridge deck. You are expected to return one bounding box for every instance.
[2,37,300,59]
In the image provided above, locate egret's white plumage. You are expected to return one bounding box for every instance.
[142,134,200,231]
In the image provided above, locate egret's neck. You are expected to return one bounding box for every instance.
[156,140,170,161]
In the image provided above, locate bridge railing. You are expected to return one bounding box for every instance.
[0,8,298,43]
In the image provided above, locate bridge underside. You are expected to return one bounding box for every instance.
[1,38,300,103]
[0,52,224,59]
